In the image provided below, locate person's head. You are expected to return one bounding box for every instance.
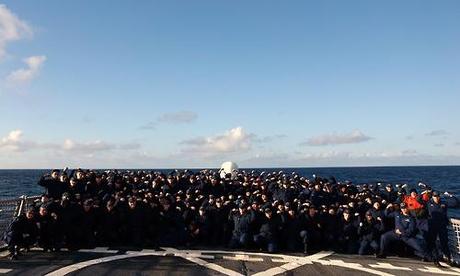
[308,206,317,217]
[373,201,381,210]
[161,198,171,211]
[83,199,93,212]
[76,170,84,179]
[277,204,285,212]
[51,169,59,179]
[328,208,336,216]
[70,177,77,187]
[343,209,351,221]
[261,194,268,202]
[128,197,137,209]
[365,211,373,222]
[61,193,70,204]
[208,196,215,206]
[26,209,35,219]
[432,191,441,204]
[400,203,409,215]
[39,206,48,216]
[264,208,273,218]
[386,184,393,191]
[365,197,372,205]
[199,206,206,217]
[106,200,115,212]
[60,173,68,183]
[348,201,355,209]
[410,189,418,198]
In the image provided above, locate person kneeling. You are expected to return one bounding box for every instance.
[253,208,281,253]
[378,203,428,260]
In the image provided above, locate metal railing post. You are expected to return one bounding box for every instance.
[13,195,26,218]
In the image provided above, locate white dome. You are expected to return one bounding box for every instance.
[220,161,239,178]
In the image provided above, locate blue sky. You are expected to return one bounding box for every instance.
[0,1,459,168]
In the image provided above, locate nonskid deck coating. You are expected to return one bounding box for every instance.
[0,247,459,276]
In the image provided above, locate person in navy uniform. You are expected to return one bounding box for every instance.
[427,191,452,266]
[380,184,398,203]
[228,203,254,249]
[378,202,427,260]
[337,209,359,254]
[38,169,68,200]
[299,205,322,255]
[253,207,282,253]
[358,210,384,255]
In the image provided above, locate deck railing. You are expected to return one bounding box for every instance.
[1,195,460,261]
[0,195,41,247]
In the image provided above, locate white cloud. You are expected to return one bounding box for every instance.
[157,111,198,124]
[140,111,198,130]
[180,126,253,156]
[62,139,141,153]
[254,134,287,143]
[0,130,140,155]
[240,149,460,168]
[301,130,373,146]
[0,4,32,60]
[425,129,449,136]
[0,129,23,150]
[6,55,46,85]
[0,129,50,151]
[62,139,115,152]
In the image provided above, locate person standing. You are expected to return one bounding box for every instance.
[427,191,453,266]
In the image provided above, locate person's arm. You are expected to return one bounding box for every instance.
[384,204,395,218]
[421,192,430,202]
[38,174,49,187]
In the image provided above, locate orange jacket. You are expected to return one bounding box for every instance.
[403,195,425,210]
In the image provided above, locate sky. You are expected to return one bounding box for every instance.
[0,1,459,169]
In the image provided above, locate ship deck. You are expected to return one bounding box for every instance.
[1,247,460,276]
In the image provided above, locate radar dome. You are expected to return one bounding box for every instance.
[220,161,239,179]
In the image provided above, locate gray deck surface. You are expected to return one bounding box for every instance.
[1,247,459,276]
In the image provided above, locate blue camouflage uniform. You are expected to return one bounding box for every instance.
[380,211,427,258]
[427,198,451,260]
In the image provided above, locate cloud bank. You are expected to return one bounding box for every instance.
[0,130,139,154]
[1,128,459,169]
[301,130,373,146]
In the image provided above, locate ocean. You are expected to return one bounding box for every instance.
[1,166,460,215]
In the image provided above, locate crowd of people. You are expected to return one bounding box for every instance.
[3,168,454,267]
